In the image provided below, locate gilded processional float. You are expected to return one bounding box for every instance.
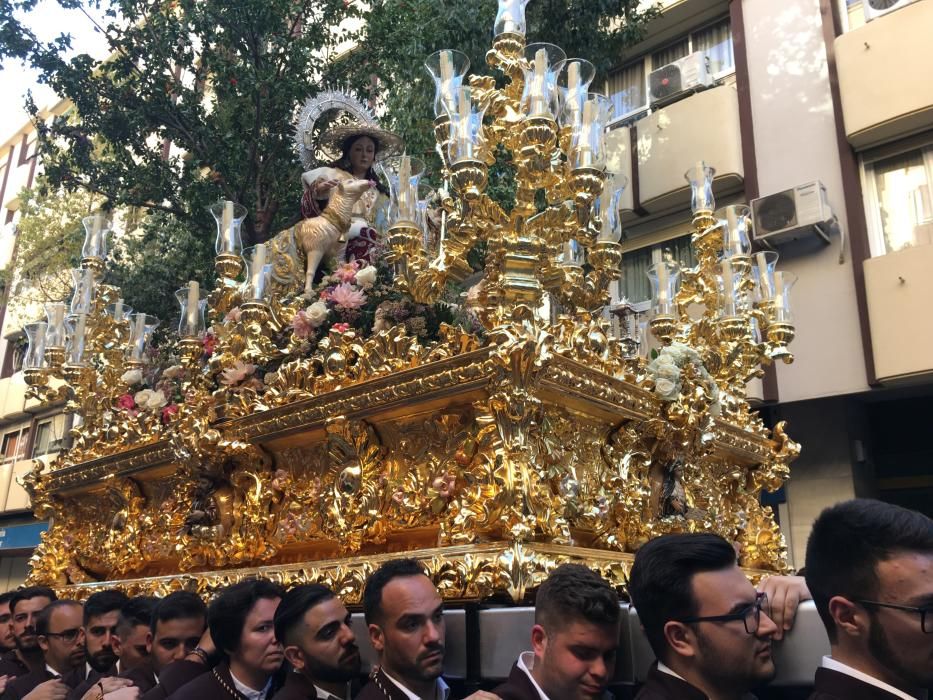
[19,0,800,601]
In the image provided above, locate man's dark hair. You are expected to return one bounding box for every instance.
[151,591,206,634]
[9,586,57,615]
[208,579,284,656]
[36,600,82,637]
[628,533,737,662]
[117,596,157,637]
[84,589,130,626]
[363,558,427,625]
[0,592,15,607]
[535,564,619,630]
[805,498,933,642]
[274,584,336,646]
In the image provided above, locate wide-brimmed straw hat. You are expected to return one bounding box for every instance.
[318,124,405,162]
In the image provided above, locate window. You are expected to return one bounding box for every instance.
[840,0,867,31]
[32,422,53,458]
[618,233,698,304]
[607,17,734,123]
[863,142,933,256]
[1,429,29,464]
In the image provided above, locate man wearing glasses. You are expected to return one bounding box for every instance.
[3,600,86,700]
[804,499,933,700]
[628,533,791,700]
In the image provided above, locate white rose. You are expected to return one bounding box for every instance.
[355,265,378,289]
[121,368,143,385]
[306,301,329,327]
[657,363,680,380]
[656,353,677,367]
[145,390,167,410]
[134,389,153,407]
[655,378,678,399]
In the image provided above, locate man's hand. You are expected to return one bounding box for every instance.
[79,677,133,700]
[758,574,812,640]
[461,693,501,700]
[22,679,68,700]
[0,674,9,695]
[103,687,139,700]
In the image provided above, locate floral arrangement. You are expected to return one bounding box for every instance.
[647,342,721,416]
[116,364,184,425]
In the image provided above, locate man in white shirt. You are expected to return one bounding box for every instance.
[804,499,933,700]
[357,559,498,700]
[271,584,360,700]
[492,564,620,700]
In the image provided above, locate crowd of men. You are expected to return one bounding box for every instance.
[0,498,926,700]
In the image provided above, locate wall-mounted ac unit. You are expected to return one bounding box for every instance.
[864,0,919,21]
[750,181,835,246]
[648,52,712,107]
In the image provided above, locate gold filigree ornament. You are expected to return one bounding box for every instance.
[22,2,801,600]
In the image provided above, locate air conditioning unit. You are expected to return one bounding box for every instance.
[864,0,919,21]
[648,52,712,107]
[750,181,835,246]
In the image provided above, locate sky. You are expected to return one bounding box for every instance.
[0,0,110,138]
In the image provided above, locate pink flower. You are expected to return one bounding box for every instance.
[117,394,136,411]
[161,404,179,424]
[292,309,314,339]
[333,261,359,283]
[203,332,217,356]
[332,322,351,333]
[220,360,256,386]
[330,282,366,309]
[224,307,242,323]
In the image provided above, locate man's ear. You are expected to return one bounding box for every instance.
[530,624,548,660]
[828,596,866,639]
[111,633,123,657]
[283,645,305,672]
[37,636,50,654]
[368,623,385,653]
[663,621,698,660]
[144,631,153,655]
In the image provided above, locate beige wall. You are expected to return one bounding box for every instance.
[834,0,933,150]
[742,0,870,403]
[864,243,933,383]
[0,556,30,592]
[778,397,874,569]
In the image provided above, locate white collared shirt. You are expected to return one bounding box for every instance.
[229,669,273,700]
[821,656,926,700]
[45,664,62,679]
[314,682,351,700]
[381,669,450,700]
[655,661,688,682]
[516,651,551,700]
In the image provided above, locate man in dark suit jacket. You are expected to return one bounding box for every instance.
[804,499,933,700]
[0,588,58,681]
[354,559,497,700]
[3,601,87,700]
[270,584,360,700]
[136,591,209,700]
[68,590,132,700]
[627,533,784,700]
[492,564,619,700]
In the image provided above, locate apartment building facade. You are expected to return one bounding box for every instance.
[0,101,72,589]
[605,0,933,567]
